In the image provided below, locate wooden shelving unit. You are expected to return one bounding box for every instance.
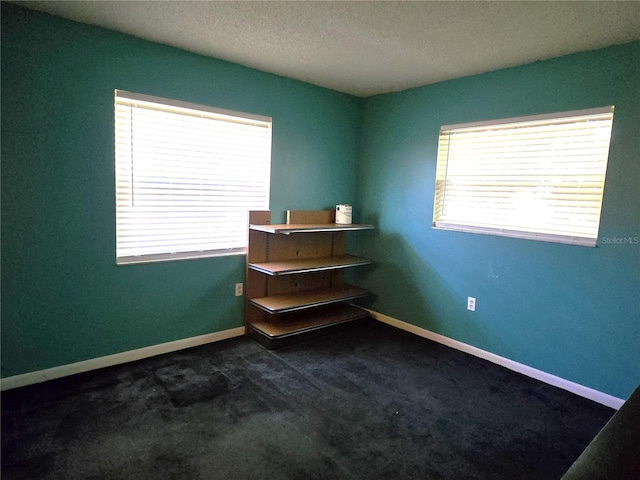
[245,209,373,348]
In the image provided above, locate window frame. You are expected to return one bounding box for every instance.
[114,90,272,265]
[432,106,615,247]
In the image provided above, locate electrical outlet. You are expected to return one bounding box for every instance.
[467,297,476,311]
[235,283,243,297]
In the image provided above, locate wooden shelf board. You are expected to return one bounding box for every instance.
[249,304,369,338]
[249,255,371,276]
[249,285,370,314]
[250,223,374,235]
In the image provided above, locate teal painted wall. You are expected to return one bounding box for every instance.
[1,4,362,377]
[355,42,640,399]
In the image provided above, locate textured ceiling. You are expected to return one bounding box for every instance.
[13,1,640,97]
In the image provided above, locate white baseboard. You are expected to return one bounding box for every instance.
[0,327,246,391]
[366,309,625,410]
[2,315,625,410]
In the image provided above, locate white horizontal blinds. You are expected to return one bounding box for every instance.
[434,107,614,246]
[115,90,271,264]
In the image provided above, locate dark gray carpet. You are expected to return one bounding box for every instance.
[1,320,614,479]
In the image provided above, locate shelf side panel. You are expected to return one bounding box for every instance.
[247,211,270,264]
[246,268,268,299]
[246,302,268,328]
[246,211,272,329]
[248,210,271,227]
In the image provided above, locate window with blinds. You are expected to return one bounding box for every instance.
[433,106,614,247]
[115,90,272,265]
